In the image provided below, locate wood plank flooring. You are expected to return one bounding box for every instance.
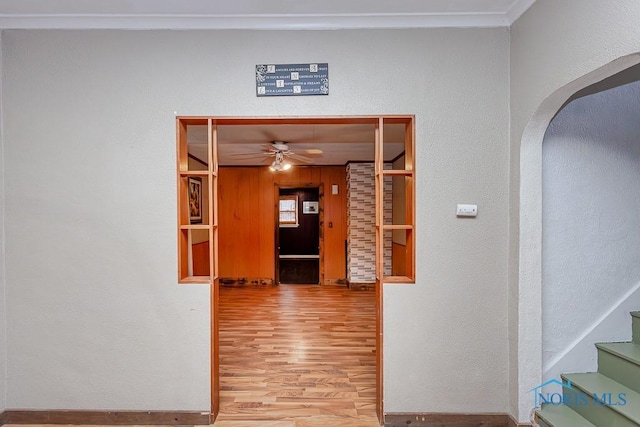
[214,284,379,427]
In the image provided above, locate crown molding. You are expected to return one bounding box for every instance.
[0,10,527,30]
[506,0,536,24]
[0,0,537,30]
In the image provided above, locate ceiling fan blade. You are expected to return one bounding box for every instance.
[226,152,269,159]
[288,153,314,164]
[304,148,324,156]
[260,129,280,142]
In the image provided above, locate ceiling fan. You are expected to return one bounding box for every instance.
[229,140,323,171]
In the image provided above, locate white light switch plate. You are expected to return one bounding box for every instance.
[456,204,477,217]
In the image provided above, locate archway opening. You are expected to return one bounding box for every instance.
[542,64,640,383]
[516,53,640,422]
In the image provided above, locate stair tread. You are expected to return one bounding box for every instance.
[596,342,640,366]
[562,372,640,423]
[536,404,598,427]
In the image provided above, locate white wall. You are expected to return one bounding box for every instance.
[510,0,640,421]
[2,28,510,413]
[542,79,640,373]
[3,30,211,411]
[0,30,7,413]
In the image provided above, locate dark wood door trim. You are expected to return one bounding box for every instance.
[275,183,323,285]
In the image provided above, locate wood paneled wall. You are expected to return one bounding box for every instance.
[192,241,210,276]
[391,242,406,276]
[218,166,347,280]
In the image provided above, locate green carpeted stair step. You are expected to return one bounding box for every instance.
[562,372,640,427]
[535,403,598,427]
[632,312,640,344]
[597,342,640,394]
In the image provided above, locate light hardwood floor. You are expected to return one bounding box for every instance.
[214,283,379,427]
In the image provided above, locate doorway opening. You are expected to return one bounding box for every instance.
[517,54,640,421]
[176,115,416,425]
[277,186,321,285]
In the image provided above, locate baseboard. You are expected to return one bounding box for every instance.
[347,280,375,290]
[0,411,531,427]
[219,277,274,287]
[323,278,348,286]
[0,410,210,425]
[384,413,531,427]
[508,413,532,427]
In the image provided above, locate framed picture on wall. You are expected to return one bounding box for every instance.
[303,201,319,214]
[188,177,202,224]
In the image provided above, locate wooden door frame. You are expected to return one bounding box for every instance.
[274,183,324,285]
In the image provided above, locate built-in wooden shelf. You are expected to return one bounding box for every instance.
[374,116,415,289]
[179,170,210,177]
[374,224,414,230]
[381,169,413,176]
[383,275,414,283]
[179,276,211,284]
[178,117,219,290]
[180,224,210,230]
[178,224,218,229]
[382,224,414,230]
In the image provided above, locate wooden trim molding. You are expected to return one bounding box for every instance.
[0,410,210,425]
[0,410,532,427]
[384,413,531,427]
[509,414,532,427]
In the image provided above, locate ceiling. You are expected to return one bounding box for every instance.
[188,123,406,166]
[0,0,536,30]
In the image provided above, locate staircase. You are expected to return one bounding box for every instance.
[535,311,640,426]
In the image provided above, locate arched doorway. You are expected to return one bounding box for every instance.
[517,53,640,421]
[542,65,640,383]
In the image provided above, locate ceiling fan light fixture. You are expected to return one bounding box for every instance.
[269,152,292,172]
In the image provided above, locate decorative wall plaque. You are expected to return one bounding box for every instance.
[256,63,329,97]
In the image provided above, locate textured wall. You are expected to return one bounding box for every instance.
[510,0,640,421]
[346,163,391,282]
[542,79,640,371]
[2,28,509,413]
